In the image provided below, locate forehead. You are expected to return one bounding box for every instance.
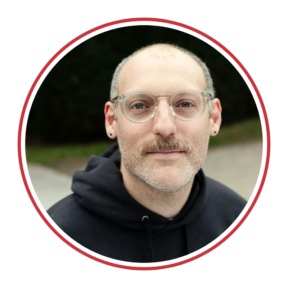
[118,48,206,95]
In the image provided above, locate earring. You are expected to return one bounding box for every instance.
[109,133,113,136]
[214,131,217,134]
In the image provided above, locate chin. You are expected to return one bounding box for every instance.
[137,166,196,192]
[146,180,191,192]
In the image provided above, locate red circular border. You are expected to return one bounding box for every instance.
[18,18,270,270]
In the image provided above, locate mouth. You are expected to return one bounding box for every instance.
[146,150,185,158]
[148,150,184,153]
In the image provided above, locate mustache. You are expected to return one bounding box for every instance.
[139,136,192,155]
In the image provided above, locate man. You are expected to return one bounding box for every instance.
[48,44,246,263]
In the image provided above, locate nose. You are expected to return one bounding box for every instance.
[152,99,177,137]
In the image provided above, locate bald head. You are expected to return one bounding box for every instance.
[131,43,191,60]
[118,45,206,96]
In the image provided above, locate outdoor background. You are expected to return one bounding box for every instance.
[25,26,263,209]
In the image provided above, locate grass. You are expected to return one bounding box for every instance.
[25,142,114,166]
[26,118,262,166]
[209,117,262,147]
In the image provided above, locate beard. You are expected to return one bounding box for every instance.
[116,124,210,192]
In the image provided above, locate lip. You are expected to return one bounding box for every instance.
[147,150,184,158]
[148,150,183,153]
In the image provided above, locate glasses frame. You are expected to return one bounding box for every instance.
[111,90,214,123]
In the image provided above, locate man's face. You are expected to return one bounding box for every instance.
[113,49,214,191]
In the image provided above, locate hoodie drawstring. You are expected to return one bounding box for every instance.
[142,216,154,262]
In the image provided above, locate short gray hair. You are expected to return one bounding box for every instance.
[110,44,215,112]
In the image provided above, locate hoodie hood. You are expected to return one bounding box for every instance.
[71,142,209,233]
[49,142,246,262]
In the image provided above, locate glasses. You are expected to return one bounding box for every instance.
[111,90,213,123]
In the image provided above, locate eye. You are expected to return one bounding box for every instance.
[177,102,193,108]
[131,103,148,110]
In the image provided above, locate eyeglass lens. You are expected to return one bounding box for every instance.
[123,92,204,121]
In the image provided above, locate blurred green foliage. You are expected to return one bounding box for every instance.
[26,26,259,144]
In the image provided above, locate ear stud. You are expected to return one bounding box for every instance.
[214,131,217,134]
[109,133,113,136]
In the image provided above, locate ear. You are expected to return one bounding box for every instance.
[209,98,222,136]
[104,101,117,139]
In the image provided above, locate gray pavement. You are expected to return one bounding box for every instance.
[28,140,262,210]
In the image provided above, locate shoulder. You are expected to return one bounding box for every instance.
[47,194,97,235]
[206,177,247,205]
[185,176,247,252]
[204,177,247,223]
[47,194,116,253]
[47,194,79,220]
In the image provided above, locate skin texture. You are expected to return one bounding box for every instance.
[105,45,222,218]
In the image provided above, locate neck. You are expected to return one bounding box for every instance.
[120,161,194,219]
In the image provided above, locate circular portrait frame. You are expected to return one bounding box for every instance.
[17,17,271,271]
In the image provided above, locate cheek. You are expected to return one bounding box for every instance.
[117,120,151,145]
[178,120,210,142]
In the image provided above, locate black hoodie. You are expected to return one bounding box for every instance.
[48,142,246,263]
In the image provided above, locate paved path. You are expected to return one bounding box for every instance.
[28,140,262,210]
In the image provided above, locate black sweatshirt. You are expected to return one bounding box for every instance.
[48,142,247,263]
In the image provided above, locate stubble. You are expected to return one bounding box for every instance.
[116,123,210,192]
